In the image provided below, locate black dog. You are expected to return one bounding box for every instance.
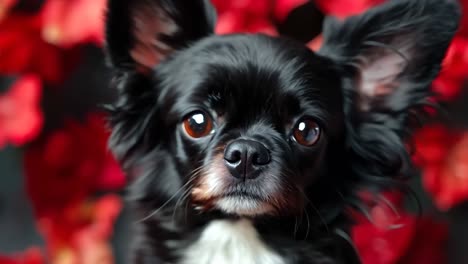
[104,0,459,263]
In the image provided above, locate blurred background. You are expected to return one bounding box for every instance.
[0,0,467,263]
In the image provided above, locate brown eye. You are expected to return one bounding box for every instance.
[292,118,321,146]
[183,111,214,138]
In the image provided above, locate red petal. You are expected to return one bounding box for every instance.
[41,0,107,47]
[420,133,468,211]
[398,219,448,264]
[0,15,72,83]
[432,77,463,101]
[0,75,43,147]
[353,215,416,264]
[315,0,384,18]
[24,114,124,217]
[0,0,17,21]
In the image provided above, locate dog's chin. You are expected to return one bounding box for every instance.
[214,196,275,216]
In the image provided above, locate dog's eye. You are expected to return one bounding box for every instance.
[182,111,214,138]
[292,118,320,146]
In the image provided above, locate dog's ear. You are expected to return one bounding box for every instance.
[320,0,460,113]
[318,1,459,189]
[105,0,216,166]
[105,0,216,71]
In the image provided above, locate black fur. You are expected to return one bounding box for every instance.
[104,0,460,263]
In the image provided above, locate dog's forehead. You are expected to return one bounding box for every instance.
[158,34,343,120]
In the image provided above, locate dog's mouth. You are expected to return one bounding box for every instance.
[222,190,264,200]
[214,192,275,216]
[191,188,276,216]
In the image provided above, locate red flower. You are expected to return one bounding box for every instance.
[37,195,122,264]
[24,114,125,218]
[0,13,80,83]
[352,202,448,264]
[432,77,464,102]
[397,219,448,264]
[413,126,459,167]
[442,38,468,79]
[0,247,45,264]
[433,37,468,101]
[416,127,468,211]
[353,216,415,264]
[0,75,43,148]
[212,0,307,35]
[0,0,16,21]
[413,126,468,211]
[212,0,276,34]
[314,0,384,18]
[212,0,271,18]
[215,10,278,35]
[72,195,121,264]
[41,0,106,48]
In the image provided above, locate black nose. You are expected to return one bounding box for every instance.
[223,139,271,179]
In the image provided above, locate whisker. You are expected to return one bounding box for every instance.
[184,193,191,225]
[304,209,311,240]
[307,199,330,235]
[294,216,299,239]
[136,177,197,223]
[294,184,330,236]
[170,165,209,223]
[376,194,406,230]
[334,228,362,263]
[136,163,208,223]
[172,187,193,225]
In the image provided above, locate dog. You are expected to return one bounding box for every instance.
[104,0,460,263]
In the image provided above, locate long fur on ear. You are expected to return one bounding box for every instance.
[105,0,217,167]
[318,0,460,203]
[105,0,216,71]
[320,0,460,112]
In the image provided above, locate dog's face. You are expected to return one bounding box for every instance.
[105,0,459,219]
[158,35,345,216]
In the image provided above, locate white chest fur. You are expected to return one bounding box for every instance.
[180,219,285,264]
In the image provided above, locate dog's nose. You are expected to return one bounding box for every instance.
[223,139,270,179]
